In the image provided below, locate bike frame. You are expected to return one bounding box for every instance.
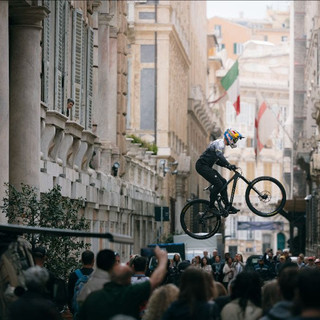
[217,170,252,205]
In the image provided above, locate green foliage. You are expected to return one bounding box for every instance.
[127,134,158,155]
[1,183,90,281]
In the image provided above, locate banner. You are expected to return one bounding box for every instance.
[237,221,283,231]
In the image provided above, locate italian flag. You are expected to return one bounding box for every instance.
[221,60,240,115]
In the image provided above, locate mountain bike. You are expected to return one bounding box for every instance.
[180,167,286,240]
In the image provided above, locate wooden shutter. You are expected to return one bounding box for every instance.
[86,27,94,129]
[80,22,87,126]
[42,0,51,104]
[54,0,65,113]
[72,9,84,122]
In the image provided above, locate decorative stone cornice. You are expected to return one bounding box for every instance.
[9,6,49,28]
[99,12,114,26]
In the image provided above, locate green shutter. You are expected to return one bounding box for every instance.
[86,27,94,129]
[54,0,65,113]
[233,43,237,54]
[72,9,84,122]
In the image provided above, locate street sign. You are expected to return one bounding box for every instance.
[155,206,169,221]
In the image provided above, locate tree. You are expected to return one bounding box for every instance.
[1,184,90,281]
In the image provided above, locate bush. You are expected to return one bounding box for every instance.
[1,184,90,281]
[127,134,158,154]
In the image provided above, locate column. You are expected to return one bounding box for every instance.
[0,1,9,221]
[95,11,112,142]
[175,175,187,233]
[106,26,118,146]
[9,6,48,191]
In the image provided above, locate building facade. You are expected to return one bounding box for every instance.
[0,0,168,261]
[127,0,219,235]
[294,1,320,257]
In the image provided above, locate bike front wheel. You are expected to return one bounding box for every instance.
[180,199,221,240]
[245,176,286,217]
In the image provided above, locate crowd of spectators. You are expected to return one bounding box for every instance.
[5,246,320,320]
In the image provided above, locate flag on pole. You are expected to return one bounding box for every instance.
[221,60,240,115]
[254,99,277,160]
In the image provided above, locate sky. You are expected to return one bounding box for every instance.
[206,1,291,20]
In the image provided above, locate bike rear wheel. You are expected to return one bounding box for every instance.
[180,199,221,239]
[245,176,286,217]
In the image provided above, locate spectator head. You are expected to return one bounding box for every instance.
[203,250,208,257]
[131,256,147,273]
[213,249,218,257]
[67,98,74,108]
[96,249,116,272]
[236,253,243,262]
[81,250,94,266]
[115,252,121,264]
[214,255,221,263]
[23,266,49,293]
[178,260,191,273]
[194,256,201,264]
[297,255,304,264]
[203,271,215,300]
[262,279,281,314]
[213,281,228,299]
[111,264,132,286]
[279,255,286,263]
[32,247,46,259]
[294,268,320,312]
[173,253,181,263]
[201,257,209,267]
[32,247,47,267]
[278,264,298,300]
[143,284,179,320]
[230,271,262,311]
[307,256,315,265]
[283,249,290,258]
[179,268,209,303]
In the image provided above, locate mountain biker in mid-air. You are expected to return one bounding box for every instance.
[195,128,245,214]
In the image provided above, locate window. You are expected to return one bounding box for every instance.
[72,9,94,129]
[218,43,225,52]
[281,36,288,42]
[214,25,222,37]
[140,68,155,130]
[247,217,254,240]
[41,3,94,129]
[139,12,155,19]
[264,35,268,41]
[141,45,155,63]
[262,234,271,253]
[233,42,243,55]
